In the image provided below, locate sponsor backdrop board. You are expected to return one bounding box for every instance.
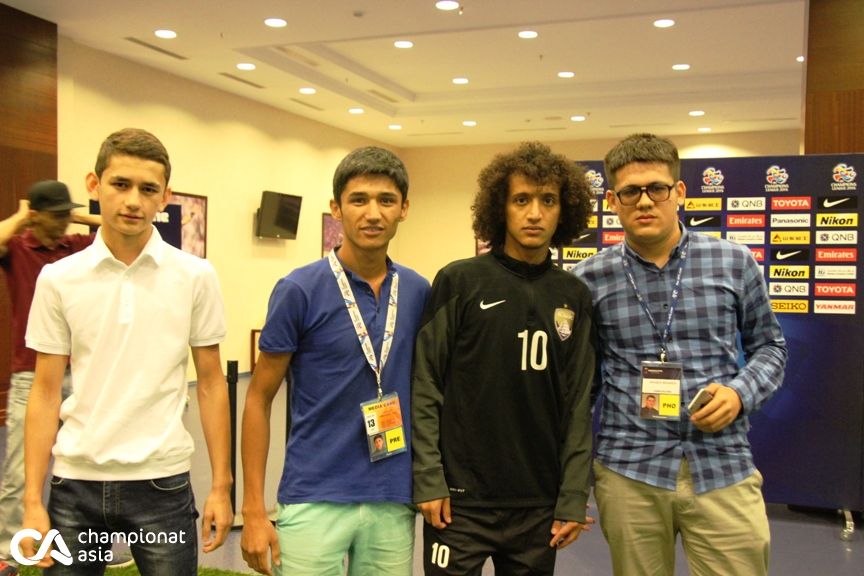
[568,155,864,511]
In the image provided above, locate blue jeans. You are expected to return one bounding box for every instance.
[0,371,71,563]
[45,473,199,576]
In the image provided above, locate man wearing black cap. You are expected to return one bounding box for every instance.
[0,180,99,576]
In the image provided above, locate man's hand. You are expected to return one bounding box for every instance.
[201,489,233,553]
[20,502,54,568]
[241,513,281,575]
[417,497,451,529]
[549,515,594,549]
[690,382,742,433]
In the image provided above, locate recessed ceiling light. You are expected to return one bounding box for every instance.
[672,64,691,71]
[298,87,317,95]
[348,107,365,115]
[394,40,414,49]
[557,71,575,79]
[654,19,675,28]
[236,63,256,71]
[436,1,460,11]
[462,120,477,127]
[570,115,587,122]
[154,29,177,39]
[698,127,712,133]
[264,18,287,28]
[689,110,705,117]
[797,55,805,63]
[452,77,469,85]
[388,124,403,131]
[518,30,538,39]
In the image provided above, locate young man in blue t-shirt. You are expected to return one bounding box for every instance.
[240,147,430,576]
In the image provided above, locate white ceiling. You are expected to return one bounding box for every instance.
[5,0,807,148]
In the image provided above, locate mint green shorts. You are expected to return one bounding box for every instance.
[275,502,415,576]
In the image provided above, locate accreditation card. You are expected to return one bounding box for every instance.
[360,392,407,462]
[640,361,683,420]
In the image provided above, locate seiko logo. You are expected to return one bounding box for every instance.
[770,300,809,313]
[771,197,812,210]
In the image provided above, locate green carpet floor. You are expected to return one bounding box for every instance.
[19,566,252,575]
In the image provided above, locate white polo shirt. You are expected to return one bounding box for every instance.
[26,227,226,480]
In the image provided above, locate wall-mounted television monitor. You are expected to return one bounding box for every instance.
[256,191,302,239]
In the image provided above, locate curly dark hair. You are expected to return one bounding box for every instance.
[472,141,593,247]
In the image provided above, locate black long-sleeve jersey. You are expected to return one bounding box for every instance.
[412,248,594,521]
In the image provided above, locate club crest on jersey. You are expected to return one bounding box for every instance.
[554,307,575,341]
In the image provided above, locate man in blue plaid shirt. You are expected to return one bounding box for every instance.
[574,133,787,576]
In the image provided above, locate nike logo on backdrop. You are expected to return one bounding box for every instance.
[823,198,850,208]
[776,250,802,260]
[689,217,713,226]
[479,299,506,310]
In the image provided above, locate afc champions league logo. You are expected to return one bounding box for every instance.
[702,167,724,186]
[585,170,605,191]
[554,307,575,342]
[765,165,789,185]
[833,163,857,184]
[10,528,74,566]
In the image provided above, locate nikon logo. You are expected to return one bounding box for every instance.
[816,213,858,227]
[562,247,597,261]
[769,266,810,279]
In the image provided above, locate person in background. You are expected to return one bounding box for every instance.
[241,146,430,576]
[413,141,595,575]
[574,133,787,576]
[0,181,100,576]
[20,128,233,574]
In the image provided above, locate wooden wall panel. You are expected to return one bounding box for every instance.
[804,0,864,153]
[0,3,58,425]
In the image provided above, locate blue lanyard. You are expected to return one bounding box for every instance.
[620,240,689,362]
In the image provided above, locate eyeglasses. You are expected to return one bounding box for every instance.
[614,182,676,206]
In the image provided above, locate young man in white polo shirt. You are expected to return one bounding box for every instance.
[19,128,233,575]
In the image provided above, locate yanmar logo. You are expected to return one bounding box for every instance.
[771,196,812,211]
[814,300,856,315]
[816,213,858,227]
[816,248,857,262]
[814,283,856,297]
[770,300,809,314]
[727,214,766,228]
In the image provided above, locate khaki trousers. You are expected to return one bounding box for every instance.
[593,459,770,576]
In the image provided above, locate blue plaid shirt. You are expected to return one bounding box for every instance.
[573,226,787,493]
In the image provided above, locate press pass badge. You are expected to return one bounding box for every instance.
[361,393,407,462]
[640,361,683,420]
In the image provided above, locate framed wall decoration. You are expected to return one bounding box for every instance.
[322,212,343,257]
[169,191,207,258]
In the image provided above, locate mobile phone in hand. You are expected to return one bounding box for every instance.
[687,388,714,413]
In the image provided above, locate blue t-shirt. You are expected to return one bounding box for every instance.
[260,255,430,504]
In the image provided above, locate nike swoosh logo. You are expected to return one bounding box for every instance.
[776,250,802,260]
[823,198,850,208]
[689,217,713,226]
[576,233,591,241]
[479,299,506,310]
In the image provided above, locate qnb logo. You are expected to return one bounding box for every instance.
[10,528,73,566]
